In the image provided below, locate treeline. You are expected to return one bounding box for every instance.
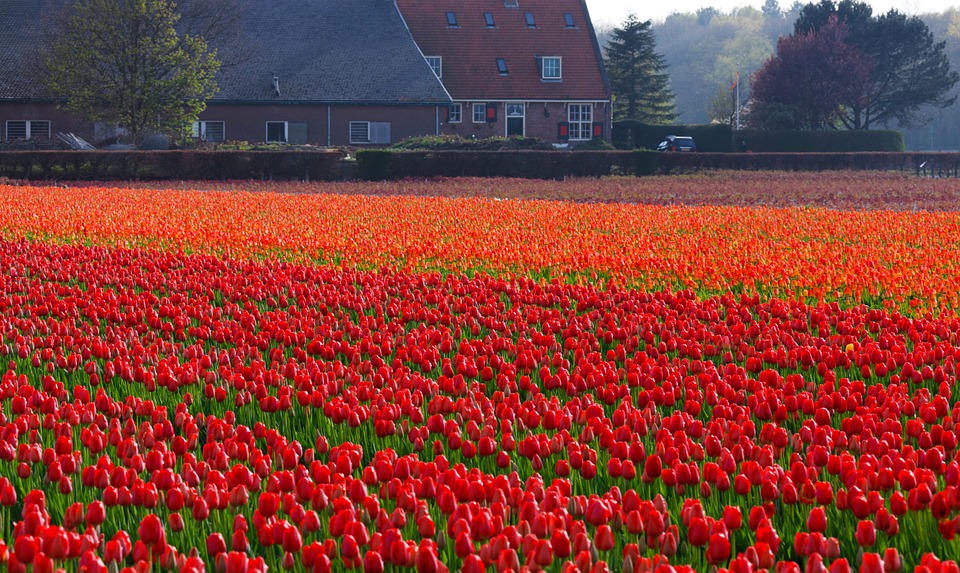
[596,3,960,151]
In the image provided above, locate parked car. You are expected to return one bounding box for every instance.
[657,135,697,152]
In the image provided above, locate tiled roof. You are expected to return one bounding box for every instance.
[213,0,450,104]
[0,1,60,100]
[0,0,451,105]
[396,0,610,101]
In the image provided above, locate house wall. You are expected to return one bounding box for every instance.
[200,104,441,146]
[441,101,610,144]
[0,102,91,142]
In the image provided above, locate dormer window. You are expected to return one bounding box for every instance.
[425,56,442,78]
[497,58,508,75]
[541,56,561,80]
[446,12,459,27]
[484,12,495,27]
[525,12,536,28]
[564,13,576,28]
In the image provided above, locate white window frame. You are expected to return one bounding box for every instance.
[448,103,462,123]
[192,120,225,142]
[425,56,442,78]
[472,103,486,124]
[5,120,51,141]
[541,57,562,80]
[266,121,288,143]
[568,104,593,141]
[349,121,391,145]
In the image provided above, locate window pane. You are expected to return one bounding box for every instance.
[426,56,441,78]
[266,122,286,142]
[473,104,486,123]
[349,122,369,143]
[497,59,508,74]
[564,13,575,27]
[446,12,458,26]
[449,104,462,122]
[29,121,51,139]
[484,12,495,26]
[6,121,27,140]
[370,122,391,144]
[205,122,225,142]
[287,123,307,144]
[525,12,535,27]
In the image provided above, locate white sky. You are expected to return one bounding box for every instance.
[585,1,960,27]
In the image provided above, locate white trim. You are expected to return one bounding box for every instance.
[541,56,562,80]
[193,120,225,142]
[567,103,593,141]
[5,119,51,141]
[448,103,462,123]
[425,56,442,79]
[505,102,525,137]
[472,103,486,124]
[454,99,608,104]
[266,121,288,143]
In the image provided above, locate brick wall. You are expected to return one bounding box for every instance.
[441,101,610,144]
[201,104,441,146]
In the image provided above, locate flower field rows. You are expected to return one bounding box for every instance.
[2,181,960,315]
[1,177,960,573]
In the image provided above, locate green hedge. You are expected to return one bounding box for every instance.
[0,150,345,181]
[733,130,905,152]
[356,150,658,180]
[613,121,735,152]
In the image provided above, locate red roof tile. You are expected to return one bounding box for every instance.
[397,0,610,101]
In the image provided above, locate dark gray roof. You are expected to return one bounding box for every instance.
[214,0,450,104]
[0,0,61,100]
[0,0,452,105]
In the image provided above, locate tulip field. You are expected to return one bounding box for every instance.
[2,173,960,573]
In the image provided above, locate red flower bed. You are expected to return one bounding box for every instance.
[0,241,958,573]
[3,181,960,315]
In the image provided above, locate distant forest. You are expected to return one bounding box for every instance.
[596,3,960,150]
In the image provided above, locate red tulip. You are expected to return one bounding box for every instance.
[706,533,731,565]
[856,521,876,548]
[806,507,826,533]
[860,553,884,573]
[137,515,163,546]
[594,525,614,552]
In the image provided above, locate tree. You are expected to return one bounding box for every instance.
[605,14,677,123]
[790,0,958,129]
[45,0,220,145]
[762,0,782,19]
[749,17,872,129]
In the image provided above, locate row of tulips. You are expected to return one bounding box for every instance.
[3,182,960,315]
[0,240,958,573]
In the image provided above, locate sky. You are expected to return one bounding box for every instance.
[585,0,960,27]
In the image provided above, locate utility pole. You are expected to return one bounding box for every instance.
[735,63,741,130]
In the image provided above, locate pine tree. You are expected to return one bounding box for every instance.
[604,15,677,123]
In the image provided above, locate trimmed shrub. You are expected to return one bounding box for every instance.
[0,150,344,181]
[614,121,735,152]
[356,150,394,180]
[733,130,904,152]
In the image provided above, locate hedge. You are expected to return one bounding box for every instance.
[0,150,345,181]
[734,129,905,152]
[612,121,905,153]
[613,121,734,152]
[356,150,659,180]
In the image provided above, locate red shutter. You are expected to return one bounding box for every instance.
[443,106,450,122]
[558,122,569,142]
[592,122,604,139]
[486,103,498,122]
